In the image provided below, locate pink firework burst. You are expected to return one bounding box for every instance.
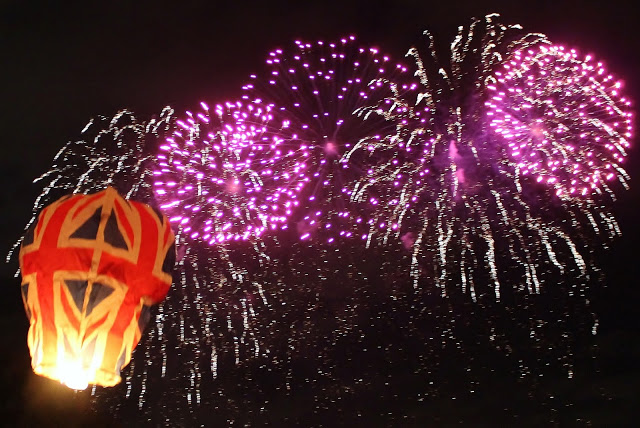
[486,44,633,200]
[153,101,308,244]
[241,36,420,243]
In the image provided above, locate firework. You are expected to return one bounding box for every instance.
[486,44,633,200]
[153,101,308,245]
[241,36,421,243]
[343,14,627,305]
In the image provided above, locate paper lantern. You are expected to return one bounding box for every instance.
[19,187,175,389]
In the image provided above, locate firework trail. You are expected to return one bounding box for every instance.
[334,15,634,403]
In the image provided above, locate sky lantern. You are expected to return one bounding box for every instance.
[19,187,175,390]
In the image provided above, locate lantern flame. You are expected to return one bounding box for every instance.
[55,357,93,390]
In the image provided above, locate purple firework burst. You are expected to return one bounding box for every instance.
[241,36,420,243]
[153,101,308,244]
[486,44,633,200]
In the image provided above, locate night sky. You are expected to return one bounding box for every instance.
[1,1,639,426]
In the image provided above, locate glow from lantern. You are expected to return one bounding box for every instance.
[54,357,93,390]
[17,188,175,391]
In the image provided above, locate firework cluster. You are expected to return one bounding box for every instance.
[14,14,633,426]
[153,36,421,246]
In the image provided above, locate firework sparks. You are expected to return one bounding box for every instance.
[7,108,175,262]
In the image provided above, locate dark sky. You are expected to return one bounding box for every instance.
[1,0,639,425]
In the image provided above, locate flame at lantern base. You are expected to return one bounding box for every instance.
[32,360,122,390]
[54,358,94,390]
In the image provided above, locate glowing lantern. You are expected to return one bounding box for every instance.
[19,188,175,389]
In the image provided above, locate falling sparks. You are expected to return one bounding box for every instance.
[7,108,176,262]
